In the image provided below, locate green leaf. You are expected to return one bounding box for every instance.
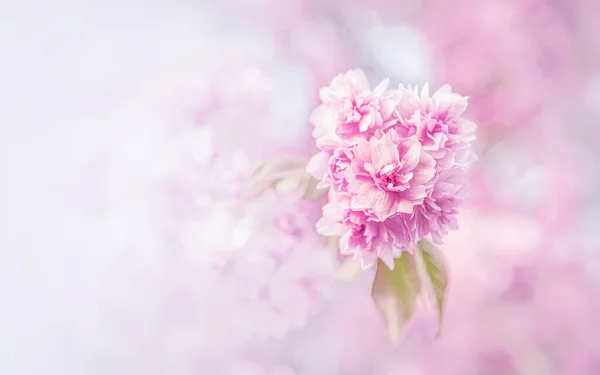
[417,239,448,336]
[371,253,422,344]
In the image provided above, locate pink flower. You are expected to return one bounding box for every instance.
[346,128,436,221]
[310,69,402,142]
[340,210,417,269]
[317,190,415,269]
[306,139,353,192]
[411,168,466,244]
[309,70,476,269]
[395,83,477,167]
[315,189,349,238]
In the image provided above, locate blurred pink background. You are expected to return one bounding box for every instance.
[1,0,599,374]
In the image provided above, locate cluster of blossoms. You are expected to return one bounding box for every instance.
[307,69,476,269]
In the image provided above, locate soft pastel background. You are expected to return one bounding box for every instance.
[1,0,599,374]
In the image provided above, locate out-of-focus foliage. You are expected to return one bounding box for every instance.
[1,0,599,374]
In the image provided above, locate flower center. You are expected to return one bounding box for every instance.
[379,174,395,186]
[350,102,363,121]
[374,165,411,192]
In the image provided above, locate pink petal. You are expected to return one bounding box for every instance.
[306,151,329,179]
[350,69,371,91]
[401,142,421,171]
[394,199,415,214]
[412,166,435,185]
[372,135,399,169]
[405,186,427,201]
[310,105,337,139]
[316,216,343,237]
[373,78,390,95]
[379,250,396,270]
[359,111,373,132]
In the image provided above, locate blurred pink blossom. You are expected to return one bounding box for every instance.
[416,0,582,133]
[210,189,335,340]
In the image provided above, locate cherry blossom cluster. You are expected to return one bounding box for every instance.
[307,69,476,269]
